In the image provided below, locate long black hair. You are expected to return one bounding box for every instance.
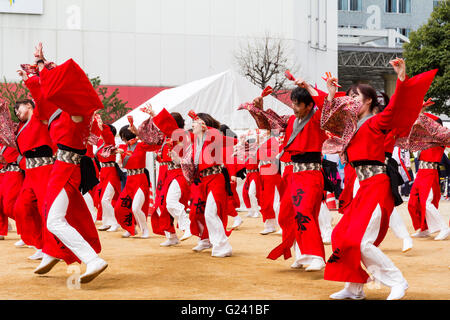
[197,113,221,129]
[219,124,237,138]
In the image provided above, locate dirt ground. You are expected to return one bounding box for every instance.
[0,200,448,300]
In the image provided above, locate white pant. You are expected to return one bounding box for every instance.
[166,179,190,232]
[204,191,232,256]
[346,204,407,292]
[293,241,325,265]
[47,188,98,264]
[101,182,119,227]
[83,192,97,223]
[424,188,448,234]
[389,207,410,240]
[354,177,410,240]
[352,178,360,198]
[273,186,280,221]
[318,201,333,241]
[264,186,280,229]
[132,188,149,234]
[248,180,260,214]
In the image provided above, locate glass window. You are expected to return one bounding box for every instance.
[385,0,397,13]
[350,0,362,11]
[399,0,411,13]
[338,0,348,11]
[396,28,411,44]
[433,0,442,8]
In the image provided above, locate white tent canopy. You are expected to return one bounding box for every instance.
[113,69,292,132]
[112,70,292,210]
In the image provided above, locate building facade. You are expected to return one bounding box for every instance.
[0,0,338,108]
[337,0,441,95]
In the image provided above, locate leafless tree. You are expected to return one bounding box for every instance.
[234,34,298,97]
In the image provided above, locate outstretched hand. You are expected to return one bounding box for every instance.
[140,102,156,117]
[423,98,435,108]
[326,77,338,101]
[389,57,406,82]
[294,77,308,89]
[34,42,45,63]
[17,70,28,81]
[129,123,138,135]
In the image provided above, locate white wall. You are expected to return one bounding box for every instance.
[0,0,337,89]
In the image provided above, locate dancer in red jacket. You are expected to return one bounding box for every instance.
[322,59,437,300]
[91,115,122,233]
[30,43,107,284]
[135,106,192,245]
[114,121,159,238]
[172,111,236,257]
[244,80,329,272]
[406,112,450,240]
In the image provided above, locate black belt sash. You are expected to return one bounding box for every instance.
[57,144,99,195]
[292,152,334,193]
[24,145,54,158]
[291,152,322,164]
[385,155,405,207]
[352,158,404,207]
[194,165,233,197]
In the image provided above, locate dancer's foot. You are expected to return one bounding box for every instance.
[80,257,108,284]
[34,254,59,274]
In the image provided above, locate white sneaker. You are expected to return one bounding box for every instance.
[140,229,150,239]
[80,257,108,284]
[231,216,243,229]
[245,211,254,218]
[14,240,26,247]
[106,224,119,232]
[434,228,450,241]
[387,282,408,300]
[160,238,180,247]
[290,260,304,269]
[411,230,430,238]
[212,250,232,258]
[122,231,132,238]
[305,259,325,272]
[402,237,413,253]
[98,225,111,231]
[180,229,192,241]
[260,228,276,235]
[251,212,261,218]
[34,254,59,274]
[192,241,212,252]
[330,288,366,300]
[28,249,44,260]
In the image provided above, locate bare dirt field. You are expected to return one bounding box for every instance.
[0,200,448,300]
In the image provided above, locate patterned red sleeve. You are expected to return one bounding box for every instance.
[180,144,195,184]
[396,113,450,152]
[137,117,165,146]
[0,101,18,149]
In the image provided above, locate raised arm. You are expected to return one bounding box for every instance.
[293,76,329,111]
[241,97,290,132]
[374,60,437,132]
[136,117,165,146]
